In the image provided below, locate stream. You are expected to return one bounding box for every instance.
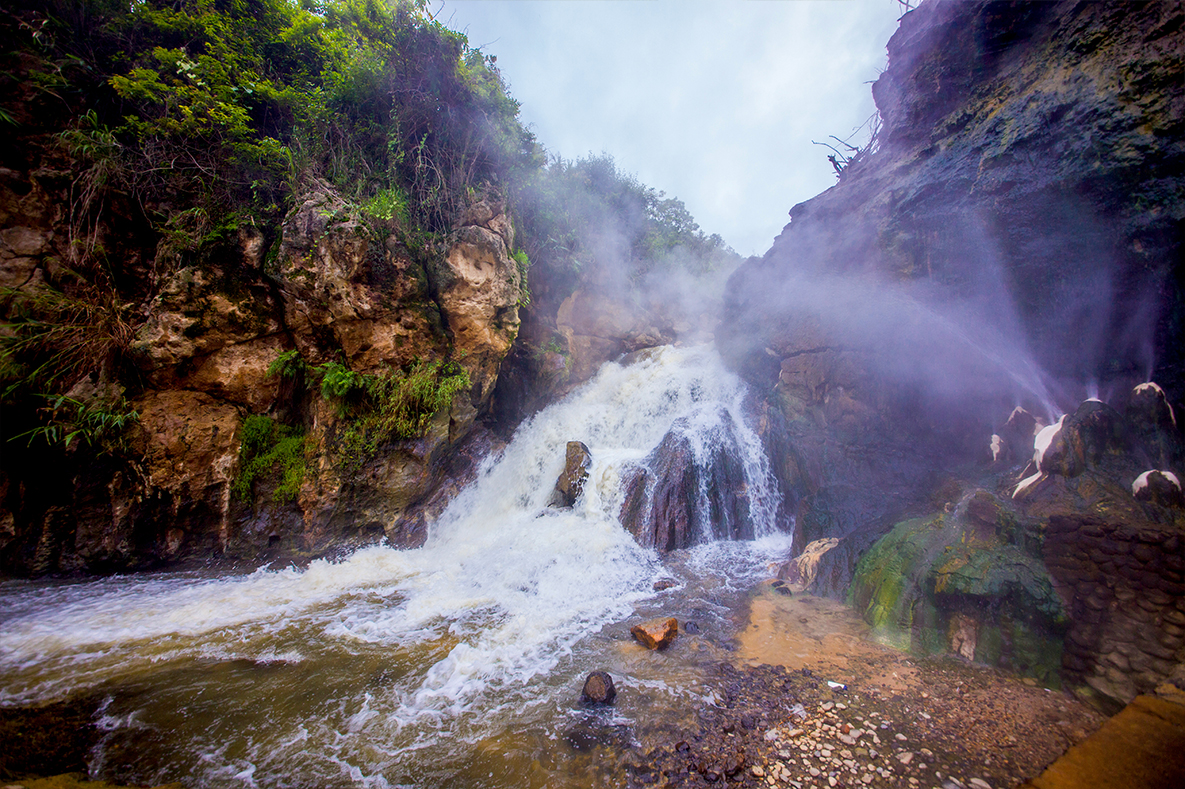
[0,345,793,788]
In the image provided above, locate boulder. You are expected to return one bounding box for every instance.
[630,617,679,650]
[619,406,753,550]
[1132,470,1183,508]
[1127,382,1182,469]
[580,670,617,704]
[548,441,591,508]
[777,537,841,592]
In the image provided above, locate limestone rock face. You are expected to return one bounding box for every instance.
[129,390,243,561]
[437,224,522,403]
[557,289,672,385]
[276,182,442,373]
[0,173,522,574]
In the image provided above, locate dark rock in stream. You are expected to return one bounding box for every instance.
[0,696,104,777]
[581,670,618,704]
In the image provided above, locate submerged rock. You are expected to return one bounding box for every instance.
[547,441,591,508]
[580,670,617,704]
[631,617,679,650]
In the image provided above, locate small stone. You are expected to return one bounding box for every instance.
[751,766,765,778]
[896,733,908,741]
[829,777,838,787]
[969,780,992,789]
[580,670,617,704]
[809,767,821,777]
[822,702,835,711]
[631,617,678,649]
[861,774,873,784]
[653,578,677,591]
[898,751,914,765]
[835,703,847,710]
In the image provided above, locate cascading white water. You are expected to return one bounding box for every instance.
[0,344,790,788]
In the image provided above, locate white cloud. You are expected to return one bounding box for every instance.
[442,0,904,256]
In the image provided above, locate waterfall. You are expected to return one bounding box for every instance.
[0,344,789,788]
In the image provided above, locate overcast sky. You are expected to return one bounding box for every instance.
[440,0,906,256]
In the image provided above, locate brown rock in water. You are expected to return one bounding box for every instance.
[580,670,617,704]
[631,617,679,650]
[548,441,592,508]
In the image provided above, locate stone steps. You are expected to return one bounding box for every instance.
[1022,695,1185,789]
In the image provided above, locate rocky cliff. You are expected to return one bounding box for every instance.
[719,0,1184,705]
[0,164,522,573]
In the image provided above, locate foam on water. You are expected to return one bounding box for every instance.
[0,344,787,787]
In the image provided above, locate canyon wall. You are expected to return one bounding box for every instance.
[719,0,1183,705]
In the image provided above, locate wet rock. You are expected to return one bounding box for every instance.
[619,406,755,551]
[1037,400,1129,479]
[548,441,591,508]
[778,537,841,592]
[653,578,678,591]
[580,670,617,704]
[1132,470,1183,508]
[631,617,679,650]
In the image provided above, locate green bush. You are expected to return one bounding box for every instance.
[11,393,139,453]
[333,358,471,469]
[232,414,306,504]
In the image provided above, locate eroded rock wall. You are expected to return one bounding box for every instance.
[724,0,1184,700]
[0,170,521,574]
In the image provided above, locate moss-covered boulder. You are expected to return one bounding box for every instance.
[849,490,1067,686]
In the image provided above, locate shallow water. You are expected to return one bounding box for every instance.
[0,345,792,788]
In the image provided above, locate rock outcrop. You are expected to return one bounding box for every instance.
[548,440,592,508]
[717,0,1184,702]
[619,406,755,551]
[0,172,523,574]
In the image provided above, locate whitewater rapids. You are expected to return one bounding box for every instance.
[0,344,791,788]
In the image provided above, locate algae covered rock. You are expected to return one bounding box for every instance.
[849,490,1067,685]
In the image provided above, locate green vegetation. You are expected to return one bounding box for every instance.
[0,0,735,480]
[12,392,139,453]
[514,153,736,286]
[264,351,470,469]
[849,512,1067,686]
[232,414,306,503]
